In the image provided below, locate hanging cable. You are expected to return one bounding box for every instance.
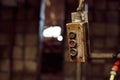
[109,50,120,80]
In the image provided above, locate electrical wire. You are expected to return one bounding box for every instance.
[109,71,116,80]
[109,74,115,80]
[109,60,120,80]
[77,0,85,11]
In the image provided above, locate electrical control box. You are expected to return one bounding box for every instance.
[66,22,88,62]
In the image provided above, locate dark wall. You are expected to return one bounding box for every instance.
[0,0,40,80]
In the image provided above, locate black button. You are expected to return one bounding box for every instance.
[69,32,76,39]
[70,49,77,57]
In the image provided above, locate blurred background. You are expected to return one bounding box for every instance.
[0,0,120,80]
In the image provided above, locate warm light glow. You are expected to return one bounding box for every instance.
[43,26,61,38]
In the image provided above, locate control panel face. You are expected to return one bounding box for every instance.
[66,23,87,62]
